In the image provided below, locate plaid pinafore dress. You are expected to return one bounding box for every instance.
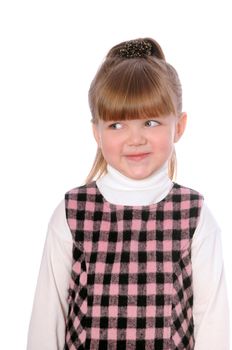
[64,182,203,350]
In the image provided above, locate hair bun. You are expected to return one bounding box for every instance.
[118,40,152,58]
[107,38,166,60]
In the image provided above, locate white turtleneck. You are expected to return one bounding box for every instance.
[27,166,230,350]
[97,163,173,205]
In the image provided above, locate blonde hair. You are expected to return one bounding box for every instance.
[86,38,182,183]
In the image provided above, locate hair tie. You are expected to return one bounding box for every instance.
[118,40,152,58]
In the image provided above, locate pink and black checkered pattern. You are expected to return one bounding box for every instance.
[64,182,203,350]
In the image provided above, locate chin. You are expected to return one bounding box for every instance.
[128,172,152,180]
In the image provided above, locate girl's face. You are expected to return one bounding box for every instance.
[93,113,187,180]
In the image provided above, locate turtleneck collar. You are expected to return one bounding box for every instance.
[96,163,173,206]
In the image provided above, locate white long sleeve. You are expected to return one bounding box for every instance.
[27,169,230,349]
[27,200,73,350]
[192,203,230,349]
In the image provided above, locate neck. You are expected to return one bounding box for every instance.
[96,163,173,205]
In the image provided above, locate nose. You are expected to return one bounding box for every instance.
[127,126,146,146]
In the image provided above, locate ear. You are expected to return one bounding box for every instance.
[174,112,187,143]
[92,122,101,148]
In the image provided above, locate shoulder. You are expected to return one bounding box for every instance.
[65,181,104,211]
[193,201,221,242]
[48,199,72,242]
[172,182,204,200]
[65,181,97,198]
[171,183,204,216]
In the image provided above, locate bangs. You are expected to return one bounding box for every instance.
[92,60,177,122]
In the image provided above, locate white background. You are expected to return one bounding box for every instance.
[0,0,231,348]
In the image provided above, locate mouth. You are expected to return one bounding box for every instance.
[125,153,150,161]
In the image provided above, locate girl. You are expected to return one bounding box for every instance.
[27,38,229,350]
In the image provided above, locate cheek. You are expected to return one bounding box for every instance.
[159,141,173,156]
[153,129,173,151]
[100,135,118,153]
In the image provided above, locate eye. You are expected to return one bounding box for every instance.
[144,120,160,127]
[108,122,123,130]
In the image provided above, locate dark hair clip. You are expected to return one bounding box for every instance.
[118,40,152,58]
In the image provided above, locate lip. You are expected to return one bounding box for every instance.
[125,153,150,161]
